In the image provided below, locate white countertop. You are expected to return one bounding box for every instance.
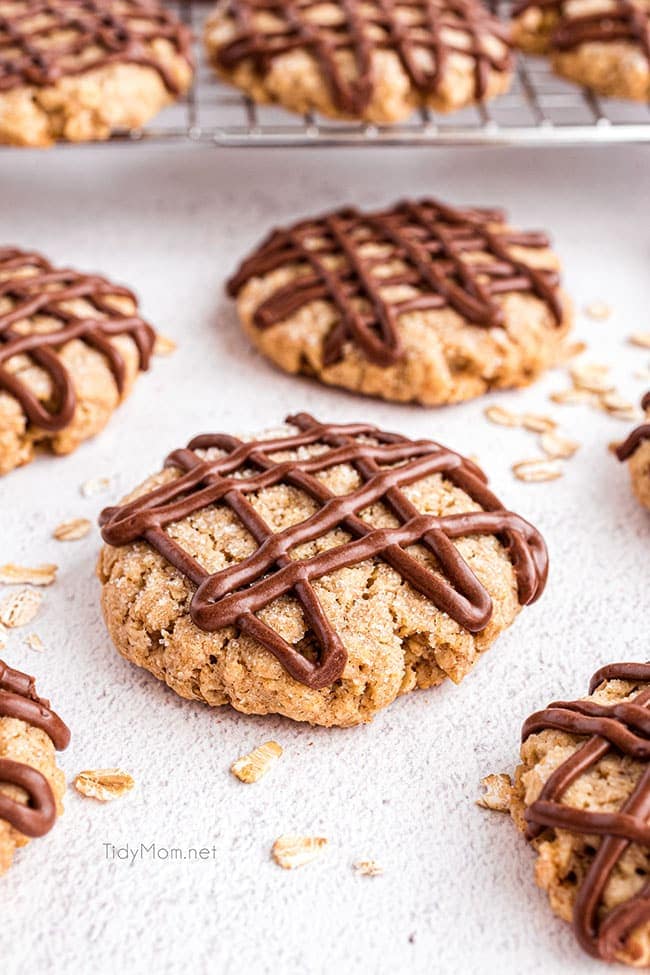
[1,144,649,975]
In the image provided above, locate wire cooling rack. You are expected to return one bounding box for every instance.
[56,0,650,147]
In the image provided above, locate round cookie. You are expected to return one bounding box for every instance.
[204,0,514,123]
[0,247,156,476]
[506,662,650,967]
[0,660,70,875]
[0,0,194,147]
[616,392,650,511]
[98,413,548,728]
[227,198,573,407]
[512,0,650,101]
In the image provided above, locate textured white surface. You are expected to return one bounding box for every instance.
[0,145,648,975]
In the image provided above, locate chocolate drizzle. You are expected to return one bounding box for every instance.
[0,247,155,433]
[215,0,513,115]
[227,199,564,368]
[616,391,650,462]
[0,660,70,838]
[100,413,548,689]
[522,662,650,962]
[513,0,650,61]
[0,0,193,94]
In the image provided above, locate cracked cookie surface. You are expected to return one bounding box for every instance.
[512,0,650,101]
[0,246,156,475]
[507,663,650,967]
[204,0,514,123]
[627,440,650,510]
[98,414,548,728]
[227,198,572,407]
[0,661,70,875]
[616,393,650,511]
[0,0,193,147]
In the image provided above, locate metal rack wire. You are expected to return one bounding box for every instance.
[46,0,650,147]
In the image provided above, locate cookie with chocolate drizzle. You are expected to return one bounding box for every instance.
[227,198,572,407]
[0,0,194,147]
[512,0,650,101]
[616,391,650,511]
[204,0,514,123]
[0,246,156,476]
[504,662,650,966]
[98,413,548,727]
[0,659,70,875]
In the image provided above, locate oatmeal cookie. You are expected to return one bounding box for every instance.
[616,392,650,511]
[0,0,194,147]
[505,662,650,966]
[227,198,572,407]
[0,246,156,476]
[0,659,70,875]
[98,413,548,728]
[204,0,514,123]
[512,0,650,101]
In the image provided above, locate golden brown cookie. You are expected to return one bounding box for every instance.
[227,199,572,407]
[0,246,156,476]
[0,0,194,147]
[98,413,548,728]
[502,662,650,967]
[204,0,514,123]
[616,392,650,511]
[512,0,650,101]
[0,659,70,875]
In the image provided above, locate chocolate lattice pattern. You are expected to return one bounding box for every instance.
[0,247,155,432]
[215,0,513,115]
[513,0,650,59]
[0,659,70,838]
[227,199,564,367]
[100,413,548,689]
[616,391,650,461]
[0,0,193,94]
[523,662,650,962]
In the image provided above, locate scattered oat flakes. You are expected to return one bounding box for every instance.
[0,563,57,586]
[231,740,283,783]
[584,301,611,321]
[540,431,580,460]
[521,413,557,434]
[0,588,43,628]
[629,332,650,349]
[607,409,640,422]
[634,365,650,381]
[80,476,111,498]
[25,632,44,652]
[512,458,562,483]
[557,340,587,363]
[550,388,599,407]
[74,768,134,802]
[570,362,613,394]
[353,859,383,877]
[601,391,640,420]
[477,774,513,813]
[272,835,328,870]
[484,405,521,428]
[53,517,92,541]
[154,334,177,356]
